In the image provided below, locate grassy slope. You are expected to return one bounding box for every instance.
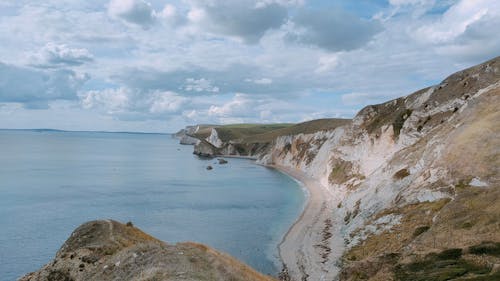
[242,118,351,143]
[190,119,351,144]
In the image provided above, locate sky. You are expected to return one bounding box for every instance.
[0,0,499,133]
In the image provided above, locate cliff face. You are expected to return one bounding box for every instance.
[175,125,202,145]
[20,220,276,281]
[265,57,500,280]
[185,57,500,280]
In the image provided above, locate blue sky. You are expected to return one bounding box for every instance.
[0,0,499,132]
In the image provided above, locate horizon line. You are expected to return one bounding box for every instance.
[0,128,172,135]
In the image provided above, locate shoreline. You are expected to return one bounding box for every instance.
[270,164,339,281]
[192,151,340,279]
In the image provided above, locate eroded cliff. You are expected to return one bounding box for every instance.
[183,56,500,281]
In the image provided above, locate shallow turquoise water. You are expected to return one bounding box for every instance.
[0,130,304,280]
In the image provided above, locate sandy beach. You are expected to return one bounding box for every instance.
[273,165,344,281]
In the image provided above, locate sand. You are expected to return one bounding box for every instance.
[273,165,344,281]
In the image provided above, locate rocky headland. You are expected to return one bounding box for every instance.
[20,220,276,281]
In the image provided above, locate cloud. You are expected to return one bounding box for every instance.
[183,78,220,93]
[0,62,89,108]
[315,54,339,73]
[108,0,155,27]
[189,0,288,43]
[341,92,392,106]
[1,0,499,132]
[80,87,130,113]
[208,93,256,118]
[245,78,273,85]
[29,43,94,68]
[411,0,500,61]
[80,87,189,119]
[415,0,497,44]
[287,9,383,52]
[155,4,186,26]
[111,63,324,99]
[255,0,304,8]
[389,0,434,6]
[434,14,500,62]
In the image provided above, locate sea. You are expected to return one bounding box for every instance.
[0,130,305,280]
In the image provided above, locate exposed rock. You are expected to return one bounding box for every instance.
[20,220,275,281]
[193,139,218,157]
[175,125,205,145]
[218,158,228,164]
[206,128,223,148]
[206,165,213,170]
[179,134,199,145]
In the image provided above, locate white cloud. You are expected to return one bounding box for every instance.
[415,0,499,44]
[29,43,93,68]
[255,0,304,8]
[316,54,339,73]
[183,78,220,93]
[108,0,155,27]
[187,8,205,23]
[245,78,273,85]
[80,87,189,118]
[149,91,188,113]
[389,0,434,6]
[341,92,391,106]
[208,93,255,118]
[80,87,130,113]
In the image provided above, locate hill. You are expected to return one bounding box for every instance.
[20,220,276,281]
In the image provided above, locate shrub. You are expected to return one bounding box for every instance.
[412,226,430,237]
[469,242,500,256]
[394,168,410,180]
[437,248,462,260]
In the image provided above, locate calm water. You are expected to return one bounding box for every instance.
[0,130,304,280]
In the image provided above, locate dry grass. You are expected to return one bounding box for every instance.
[346,199,451,261]
[439,88,500,180]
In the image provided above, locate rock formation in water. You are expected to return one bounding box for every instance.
[20,220,276,281]
[183,56,500,281]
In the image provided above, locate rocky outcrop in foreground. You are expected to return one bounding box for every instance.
[20,220,275,281]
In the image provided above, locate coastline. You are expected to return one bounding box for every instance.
[271,164,342,281]
[195,152,341,280]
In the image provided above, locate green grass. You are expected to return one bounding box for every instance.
[242,119,350,143]
[189,119,350,144]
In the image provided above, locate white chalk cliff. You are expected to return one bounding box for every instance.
[189,57,500,281]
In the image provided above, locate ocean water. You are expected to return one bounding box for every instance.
[0,130,304,280]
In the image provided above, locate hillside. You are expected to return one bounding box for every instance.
[20,220,276,281]
[241,119,351,143]
[183,56,500,281]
